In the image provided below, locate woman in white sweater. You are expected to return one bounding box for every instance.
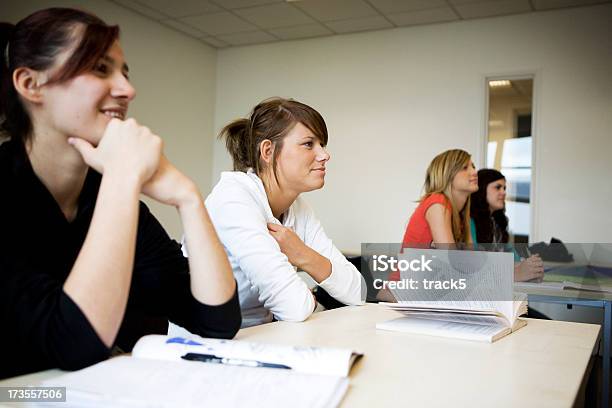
[207,97,365,327]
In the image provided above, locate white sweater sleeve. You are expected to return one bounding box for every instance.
[298,200,365,306]
[206,187,315,322]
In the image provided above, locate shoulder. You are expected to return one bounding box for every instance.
[207,171,262,206]
[206,172,269,227]
[420,193,451,211]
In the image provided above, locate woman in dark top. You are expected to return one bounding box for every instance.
[470,169,543,282]
[0,8,240,379]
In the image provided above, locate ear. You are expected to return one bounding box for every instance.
[13,67,45,104]
[259,139,274,165]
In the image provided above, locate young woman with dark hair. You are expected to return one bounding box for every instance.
[197,97,364,328]
[0,8,240,379]
[470,169,544,282]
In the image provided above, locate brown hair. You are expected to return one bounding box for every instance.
[422,149,473,244]
[219,97,328,181]
[0,8,119,146]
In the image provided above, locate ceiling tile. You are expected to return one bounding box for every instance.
[181,12,258,35]
[234,3,315,28]
[111,0,169,20]
[387,7,458,26]
[454,0,532,19]
[268,23,333,40]
[211,0,283,9]
[367,0,448,14]
[140,0,222,18]
[200,36,230,48]
[294,0,379,22]
[217,30,278,45]
[160,19,207,37]
[532,0,609,9]
[326,15,393,33]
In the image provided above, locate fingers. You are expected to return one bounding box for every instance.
[267,223,284,233]
[68,137,100,172]
[529,266,545,280]
[98,118,163,185]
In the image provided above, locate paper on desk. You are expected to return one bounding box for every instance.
[42,356,348,408]
[133,335,361,377]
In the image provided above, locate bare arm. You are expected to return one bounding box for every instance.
[179,195,236,305]
[425,203,455,245]
[142,156,236,306]
[64,119,162,347]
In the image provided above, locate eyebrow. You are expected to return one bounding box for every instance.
[101,55,129,73]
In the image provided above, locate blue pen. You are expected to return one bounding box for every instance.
[181,352,291,370]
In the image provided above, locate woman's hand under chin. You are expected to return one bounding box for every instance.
[68,118,162,187]
[70,118,201,208]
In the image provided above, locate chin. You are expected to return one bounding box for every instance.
[302,181,325,192]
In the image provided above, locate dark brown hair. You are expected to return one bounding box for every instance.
[0,8,119,146]
[470,168,509,243]
[219,97,328,181]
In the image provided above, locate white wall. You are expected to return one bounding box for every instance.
[213,4,612,252]
[5,0,217,239]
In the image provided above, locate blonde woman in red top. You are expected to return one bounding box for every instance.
[402,149,478,248]
[380,149,479,293]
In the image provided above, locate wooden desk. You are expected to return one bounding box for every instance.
[0,304,600,408]
[517,283,612,407]
[238,304,599,408]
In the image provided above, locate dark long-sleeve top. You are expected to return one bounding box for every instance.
[0,140,241,379]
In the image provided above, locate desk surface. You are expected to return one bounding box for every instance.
[238,304,599,408]
[517,283,612,302]
[0,304,601,408]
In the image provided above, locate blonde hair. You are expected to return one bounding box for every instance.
[422,149,473,244]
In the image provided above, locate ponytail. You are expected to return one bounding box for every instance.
[219,118,252,172]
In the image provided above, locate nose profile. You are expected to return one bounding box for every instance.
[112,73,136,101]
[318,146,330,162]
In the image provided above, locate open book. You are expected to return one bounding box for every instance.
[377,295,528,343]
[42,335,362,408]
[376,248,528,343]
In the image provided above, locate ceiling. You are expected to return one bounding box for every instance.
[109,0,611,48]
